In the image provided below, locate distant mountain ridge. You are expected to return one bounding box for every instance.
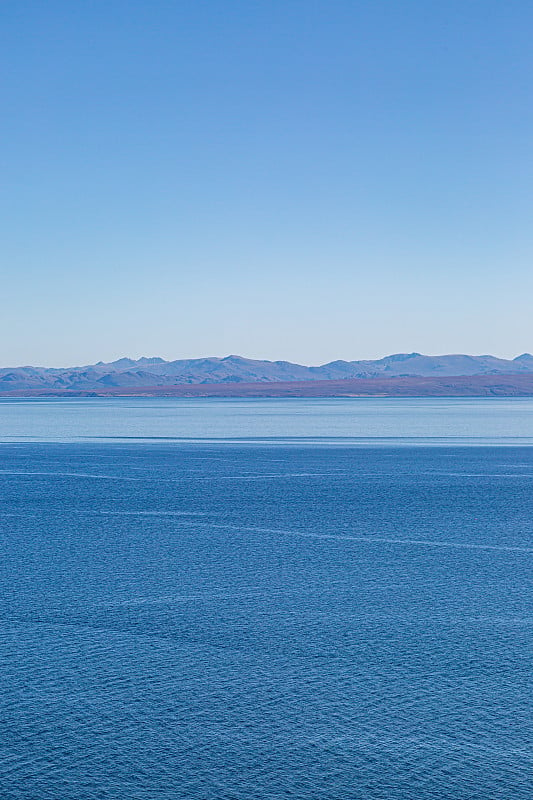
[1,352,533,392]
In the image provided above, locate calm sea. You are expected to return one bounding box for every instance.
[0,398,532,799]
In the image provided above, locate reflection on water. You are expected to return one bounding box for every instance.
[0,396,533,443]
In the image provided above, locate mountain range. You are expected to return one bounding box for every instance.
[2,352,533,392]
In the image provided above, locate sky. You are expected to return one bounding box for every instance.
[2,0,533,367]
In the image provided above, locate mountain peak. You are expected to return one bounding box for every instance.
[2,351,533,392]
[383,352,422,362]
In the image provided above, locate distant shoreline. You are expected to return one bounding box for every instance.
[2,374,533,398]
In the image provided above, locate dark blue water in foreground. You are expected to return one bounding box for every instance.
[1,437,532,799]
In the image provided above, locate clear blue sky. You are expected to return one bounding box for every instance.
[2,0,532,367]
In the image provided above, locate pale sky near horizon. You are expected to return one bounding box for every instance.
[2,0,533,368]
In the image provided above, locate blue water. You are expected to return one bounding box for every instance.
[1,395,533,444]
[0,399,532,798]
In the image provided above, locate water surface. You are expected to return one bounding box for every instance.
[0,399,532,798]
[1,396,533,444]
